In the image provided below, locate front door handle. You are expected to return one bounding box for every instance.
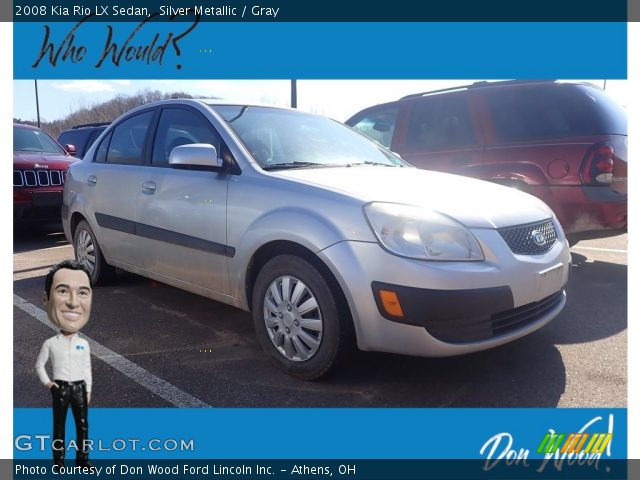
[87,174,97,185]
[141,181,157,195]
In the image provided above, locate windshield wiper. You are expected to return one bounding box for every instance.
[262,162,328,171]
[346,161,401,167]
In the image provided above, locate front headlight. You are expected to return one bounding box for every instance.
[363,202,484,261]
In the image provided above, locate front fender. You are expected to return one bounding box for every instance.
[228,207,362,309]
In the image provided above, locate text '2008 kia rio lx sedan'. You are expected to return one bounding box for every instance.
[62,99,571,379]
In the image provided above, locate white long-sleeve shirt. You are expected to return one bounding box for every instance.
[35,333,92,393]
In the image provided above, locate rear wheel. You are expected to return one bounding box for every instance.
[252,255,349,380]
[73,220,114,285]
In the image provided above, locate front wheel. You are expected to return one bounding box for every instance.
[252,255,349,380]
[73,220,114,285]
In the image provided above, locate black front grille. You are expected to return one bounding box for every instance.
[492,290,565,337]
[424,290,565,344]
[498,219,558,255]
[13,169,66,187]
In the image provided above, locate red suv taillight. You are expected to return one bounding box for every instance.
[581,143,614,185]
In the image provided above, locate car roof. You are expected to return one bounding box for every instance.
[63,122,110,130]
[105,99,307,127]
[123,98,298,112]
[13,123,41,130]
[398,80,596,101]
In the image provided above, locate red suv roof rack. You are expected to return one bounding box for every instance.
[400,80,558,100]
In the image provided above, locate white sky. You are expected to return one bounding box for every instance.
[13,78,629,125]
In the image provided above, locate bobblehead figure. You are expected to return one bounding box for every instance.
[35,260,94,469]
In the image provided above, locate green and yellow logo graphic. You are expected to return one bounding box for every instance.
[537,432,612,455]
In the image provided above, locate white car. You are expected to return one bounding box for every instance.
[62,100,571,379]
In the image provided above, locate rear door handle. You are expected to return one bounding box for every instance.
[141,181,157,195]
[87,175,97,185]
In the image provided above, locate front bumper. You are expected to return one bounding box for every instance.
[318,227,570,357]
[371,281,564,343]
[14,194,64,222]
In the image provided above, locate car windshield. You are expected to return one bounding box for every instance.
[14,127,67,155]
[210,105,406,169]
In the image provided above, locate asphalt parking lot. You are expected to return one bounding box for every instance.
[13,224,627,408]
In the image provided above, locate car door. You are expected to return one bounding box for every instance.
[134,105,231,297]
[85,109,157,269]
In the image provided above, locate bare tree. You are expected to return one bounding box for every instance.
[14,90,209,138]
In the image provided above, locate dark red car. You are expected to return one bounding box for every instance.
[13,124,77,222]
[346,81,627,244]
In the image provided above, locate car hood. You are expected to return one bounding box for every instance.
[275,166,554,229]
[13,152,75,169]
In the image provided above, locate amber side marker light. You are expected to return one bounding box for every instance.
[379,290,404,317]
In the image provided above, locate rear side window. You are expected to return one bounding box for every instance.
[84,128,107,156]
[106,111,154,165]
[348,105,399,148]
[485,84,627,142]
[94,131,112,163]
[405,95,475,150]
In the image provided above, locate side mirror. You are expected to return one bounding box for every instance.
[65,144,77,156]
[169,144,224,170]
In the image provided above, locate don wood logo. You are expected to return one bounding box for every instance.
[480,414,616,473]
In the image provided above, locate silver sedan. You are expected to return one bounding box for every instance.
[62,100,571,379]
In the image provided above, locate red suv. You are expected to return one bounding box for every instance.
[13,124,77,222]
[346,80,627,243]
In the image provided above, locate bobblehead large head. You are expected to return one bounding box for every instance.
[44,267,93,333]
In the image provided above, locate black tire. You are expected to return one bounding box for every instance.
[73,220,114,285]
[252,255,350,380]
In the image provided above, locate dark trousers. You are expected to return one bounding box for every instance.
[51,380,89,463]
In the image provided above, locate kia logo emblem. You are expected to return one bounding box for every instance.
[531,230,546,246]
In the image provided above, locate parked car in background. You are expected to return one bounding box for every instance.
[13,123,77,222]
[58,122,110,158]
[346,80,627,244]
[63,99,570,379]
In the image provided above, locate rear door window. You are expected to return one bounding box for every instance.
[106,111,154,165]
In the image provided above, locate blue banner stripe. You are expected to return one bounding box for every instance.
[14,408,627,459]
[14,22,627,79]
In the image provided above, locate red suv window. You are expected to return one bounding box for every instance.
[348,105,400,148]
[405,95,475,150]
[485,84,627,142]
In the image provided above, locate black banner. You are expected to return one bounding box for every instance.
[10,0,629,22]
[11,459,629,479]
